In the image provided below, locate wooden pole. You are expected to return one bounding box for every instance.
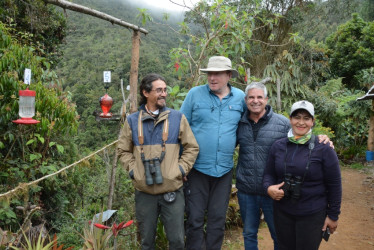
[129,30,140,113]
[45,0,148,34]
[107,151,118,209]
[369,99,374,151]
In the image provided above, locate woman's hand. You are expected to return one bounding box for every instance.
[322,216,338,234]
[267,182,285,201]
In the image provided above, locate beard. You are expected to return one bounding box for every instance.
[156,97,166,109]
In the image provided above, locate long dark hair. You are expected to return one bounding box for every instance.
[139,73,166,106]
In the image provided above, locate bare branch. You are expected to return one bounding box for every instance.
[187,45,196,75]
[169,0,194,11]
[259,77,272,84]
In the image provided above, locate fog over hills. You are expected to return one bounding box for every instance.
[110,0,195,16]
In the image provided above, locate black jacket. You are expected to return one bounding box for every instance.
[263,137,342,220]
[236,105,290,195]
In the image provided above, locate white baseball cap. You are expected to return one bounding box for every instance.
[290,100,315,117]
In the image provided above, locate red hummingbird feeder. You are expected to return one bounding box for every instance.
[12,88,40,125]
[99,93,113,118]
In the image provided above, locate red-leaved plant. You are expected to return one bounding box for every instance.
[93,220,134,249]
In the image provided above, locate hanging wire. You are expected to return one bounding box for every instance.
[0,140,119,201]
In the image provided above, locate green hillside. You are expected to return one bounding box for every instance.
[55,0,184,149]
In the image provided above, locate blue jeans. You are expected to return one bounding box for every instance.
[237,191,278,250]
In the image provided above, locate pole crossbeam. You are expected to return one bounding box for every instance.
[45,0,148,34]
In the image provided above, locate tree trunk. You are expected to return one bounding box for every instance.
[276,77,281,111]
[369,100,374,151]
[129,30,140,113]
[246,68,251,84]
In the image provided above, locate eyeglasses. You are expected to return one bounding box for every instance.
[151,88,168,94]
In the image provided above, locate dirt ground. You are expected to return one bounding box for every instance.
[222,167,374,250]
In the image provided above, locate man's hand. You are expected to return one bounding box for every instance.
[318,134,334,149]
[267,182,285,201]
[322,216,338,234]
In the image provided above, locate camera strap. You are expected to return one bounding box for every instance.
[284,134,315,182]
[138,110,169,162]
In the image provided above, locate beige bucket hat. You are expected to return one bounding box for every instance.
[200,56,239,78]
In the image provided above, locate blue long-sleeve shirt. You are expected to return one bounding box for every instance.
[263,136,342,220]
[180,84,245,177]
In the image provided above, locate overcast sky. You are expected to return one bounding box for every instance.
[135,0,200,12]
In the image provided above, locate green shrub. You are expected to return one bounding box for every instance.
[0,21,79,230]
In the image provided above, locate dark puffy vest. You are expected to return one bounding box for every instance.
[236,106,290,195]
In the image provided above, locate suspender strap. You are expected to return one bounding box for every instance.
[162,118,169,142]
[138,110,144,145]
[161,118,168,159]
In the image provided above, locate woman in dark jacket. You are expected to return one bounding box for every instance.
[263,100,342,250]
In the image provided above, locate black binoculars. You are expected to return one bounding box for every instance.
[281,173,302,201]
[143,157,163,185]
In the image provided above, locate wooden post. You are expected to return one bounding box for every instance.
[129,30,140,113]
[107,151,118,210]
[369,99,374,151]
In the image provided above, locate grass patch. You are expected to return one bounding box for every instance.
[259,220,268,229]
[350,162,365,170]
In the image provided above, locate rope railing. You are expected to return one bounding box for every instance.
[0,140,119,200]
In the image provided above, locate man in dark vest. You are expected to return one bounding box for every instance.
[117,73,199,250]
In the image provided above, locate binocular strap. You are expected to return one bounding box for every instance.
[283,134,315,183]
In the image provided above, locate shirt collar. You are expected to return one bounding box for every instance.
[140,104,167,112]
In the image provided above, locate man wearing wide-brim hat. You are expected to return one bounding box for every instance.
[180,56,246,249]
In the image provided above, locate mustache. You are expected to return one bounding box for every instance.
[158,97,166,100]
